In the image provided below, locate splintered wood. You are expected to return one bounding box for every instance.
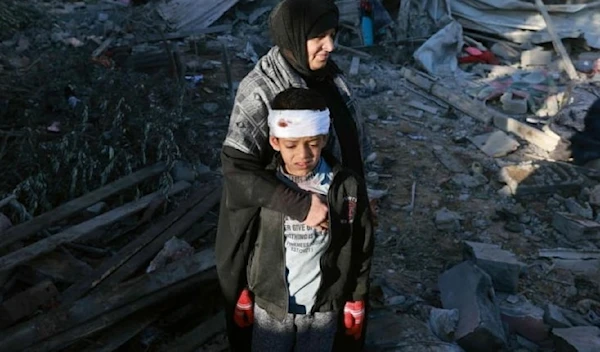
[0,162,223,351]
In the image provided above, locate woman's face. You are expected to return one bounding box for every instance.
[306,28,336,71]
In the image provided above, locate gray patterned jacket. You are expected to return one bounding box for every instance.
[224,46,371,164]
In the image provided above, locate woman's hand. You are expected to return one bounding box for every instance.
[303,194,329,231]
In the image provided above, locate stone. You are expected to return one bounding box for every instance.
[469,131,520,158]
[552,212,600,242]
[170,160,196,183]
[438,261,507,351]
[366,308,465,352]
[544,304,572,328]
[86,202,107,215]
[451,174,484,189]
[435,208,462,232]
[589,185,600,207]
[500,92,528,114]
[497,293,550,344]
[552,326,600,352]
[429,308,460,342]
[565,197,594,220]
[202,102,219,114]
[463,241,525,294]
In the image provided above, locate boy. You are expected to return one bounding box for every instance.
[233,88,374,351]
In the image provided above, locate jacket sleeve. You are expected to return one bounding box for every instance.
[351,182,375,302]
[222,146,310,221]
[221,82,311,221]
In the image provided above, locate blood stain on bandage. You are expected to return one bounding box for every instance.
[278,119,289,128]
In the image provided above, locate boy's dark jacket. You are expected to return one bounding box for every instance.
[216,149,373,351]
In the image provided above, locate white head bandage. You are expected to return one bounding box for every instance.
[268,109,330,138]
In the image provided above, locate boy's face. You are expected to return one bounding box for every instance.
[269,135,327,176]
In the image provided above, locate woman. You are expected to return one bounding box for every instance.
[215,0,371,350]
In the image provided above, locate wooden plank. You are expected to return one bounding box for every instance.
[158,311,225,352]
[0,280,59,329]
[27,251,93,284]
[0,248,216,351]
[0,181,190,273]
[534,0,578,81]
[539,248,600,261]
[96,186,221,289]
[493,115,560,152]
[59,184,217,306]
[0,162,167,248]
[81,309,162,352]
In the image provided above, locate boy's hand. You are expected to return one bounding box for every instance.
[303,194,328,231]
[343,300,365,340]
[233,288,254,328]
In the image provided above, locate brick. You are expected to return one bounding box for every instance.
[463,241,525,294]
[552,326,600,352]
[439,261,507,351]
[500,92,528,114]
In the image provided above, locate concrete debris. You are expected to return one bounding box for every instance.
[520,47,553,67]
[565,198,594,220]
[451,173,487,189]
[433,148,468,173]
[435,208,462,232]
[157,0,239,31]
[500,92,528,114]
[499,162,585,197]
[85,202,108,215]
[552,326,600,352]
[469,130,520,158]
[438,261,507,351]
[429,308,460,342]
[496,293,550,344]
[463,241,525,294]
[544,304,572,329]
[552,212,600,243]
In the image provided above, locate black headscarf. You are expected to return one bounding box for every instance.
[269,0,342,79]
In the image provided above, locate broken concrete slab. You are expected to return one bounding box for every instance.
[499,162,585,197]
[552,212,600,243]
[157,0,239,31]
[435,208,462,232]
[521,47,553,67]
[469,130,520,158]
[438,261,507,351]
[496,293,550,344]
[544,304,572,329]
[463,241,525,294]
[552,326,600,352]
